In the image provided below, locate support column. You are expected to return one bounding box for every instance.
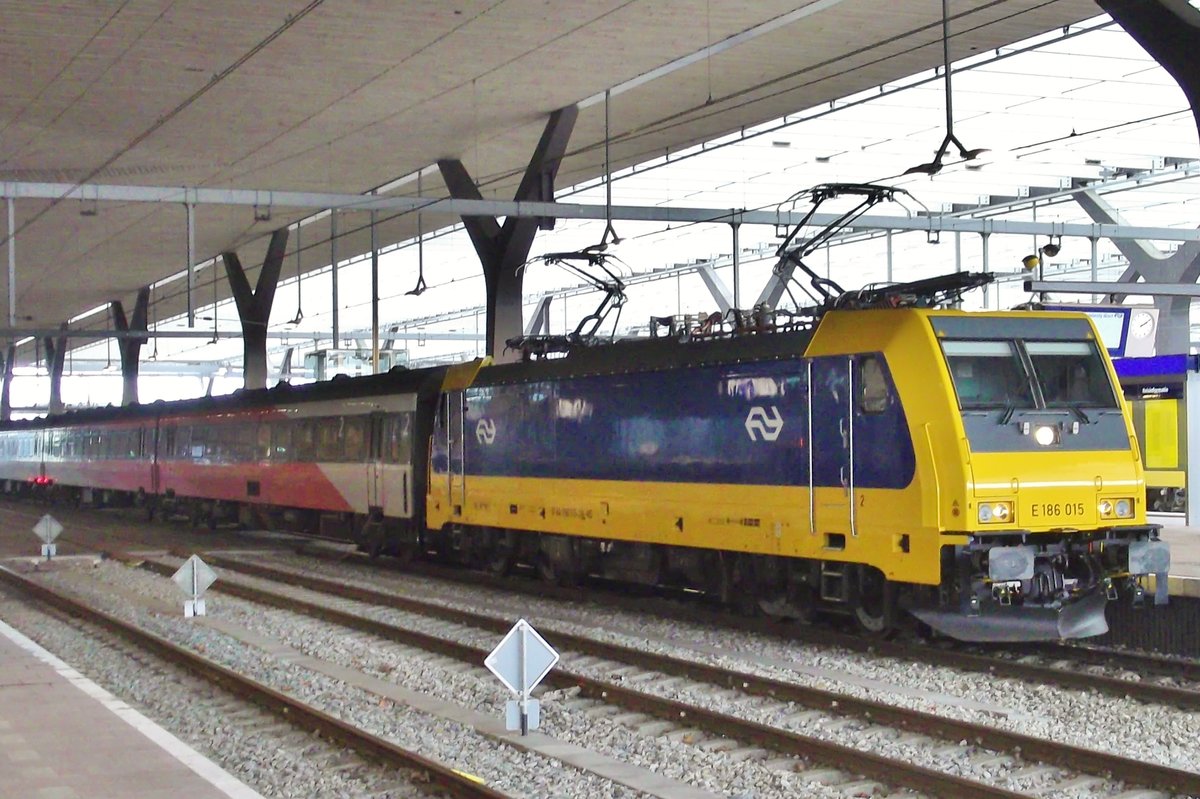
[111,288,149,406]
[186,201,196,327]
[330,210,339,349]
[1075,189,1200,354]
[223,227,288,390]
[43,323,67,415]
[437,105,578,360]
[7,197,15,328]
[0,344,13,422]
[731,222,741,310]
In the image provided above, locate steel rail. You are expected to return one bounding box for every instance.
[151,552,1200,797]
[1005,642,1200,684]
[0,564,510,799]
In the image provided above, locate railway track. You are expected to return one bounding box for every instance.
[294,541,1200,709]
[121,549,1200,798]
[21,499,1200,699]
[0,562,511,799]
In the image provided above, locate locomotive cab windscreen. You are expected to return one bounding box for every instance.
[932,315,1128,456]
[943,337,1118,417]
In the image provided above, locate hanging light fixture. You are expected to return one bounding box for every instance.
[595,89,621,250]
[905,0,988,176]
[406,173,427,296]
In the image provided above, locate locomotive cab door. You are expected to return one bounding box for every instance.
[811,356,857,542]
[446,391,467,517]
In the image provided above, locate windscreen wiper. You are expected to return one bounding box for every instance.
[999,404,1017,425]
[1068,404,1091,425]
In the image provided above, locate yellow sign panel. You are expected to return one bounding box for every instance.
[1143,399,1179,469]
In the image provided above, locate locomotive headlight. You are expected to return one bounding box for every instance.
[1115,498,1134,518]
[1032,425,1058,447]
[1098,499,1114,519]
[978,501,1012,524]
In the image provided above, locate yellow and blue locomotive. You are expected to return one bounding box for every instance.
[425,296,1167,641]
[424,184,1167,641]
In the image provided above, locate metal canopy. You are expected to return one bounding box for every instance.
[0,0,1098,362]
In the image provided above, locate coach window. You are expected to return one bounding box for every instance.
[343,417,367,462]
[190,426,210,460]
[175,427,192,459]
[232,423,255,462]
[271,422,292,461]
[857,355,889,415]
[256,423,271,460]
[392,413,412,462]
[294,421,316,461]
[316,417,344,462]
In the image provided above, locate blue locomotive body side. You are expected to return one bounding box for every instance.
[453,356,915,489]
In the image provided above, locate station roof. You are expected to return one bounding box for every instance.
[0,0,1099,359]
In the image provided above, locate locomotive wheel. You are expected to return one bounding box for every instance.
[854,566,897,636]
[536,553,579,587]
[486,530,517,576]
[724,556,759,617]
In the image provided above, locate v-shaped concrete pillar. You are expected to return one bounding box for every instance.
[43,324,68,414]
[1089,2,1200,354]
[1100,1,1200,134]
[111,287,150,406]
[438,106,578,360]
[223,227,288,390]
[0,344,13,421]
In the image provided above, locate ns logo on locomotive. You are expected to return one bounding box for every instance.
[0,184,1168,643]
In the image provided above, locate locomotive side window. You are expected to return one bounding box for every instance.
[942,340,1034,410]
[1025,341,1117,408]
[857,355,889,415]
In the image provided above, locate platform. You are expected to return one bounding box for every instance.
[0,616,262,799]
[1153,520,1200,598]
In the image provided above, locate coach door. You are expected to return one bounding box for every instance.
[446,391,467,516]
[367,412,384,512]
